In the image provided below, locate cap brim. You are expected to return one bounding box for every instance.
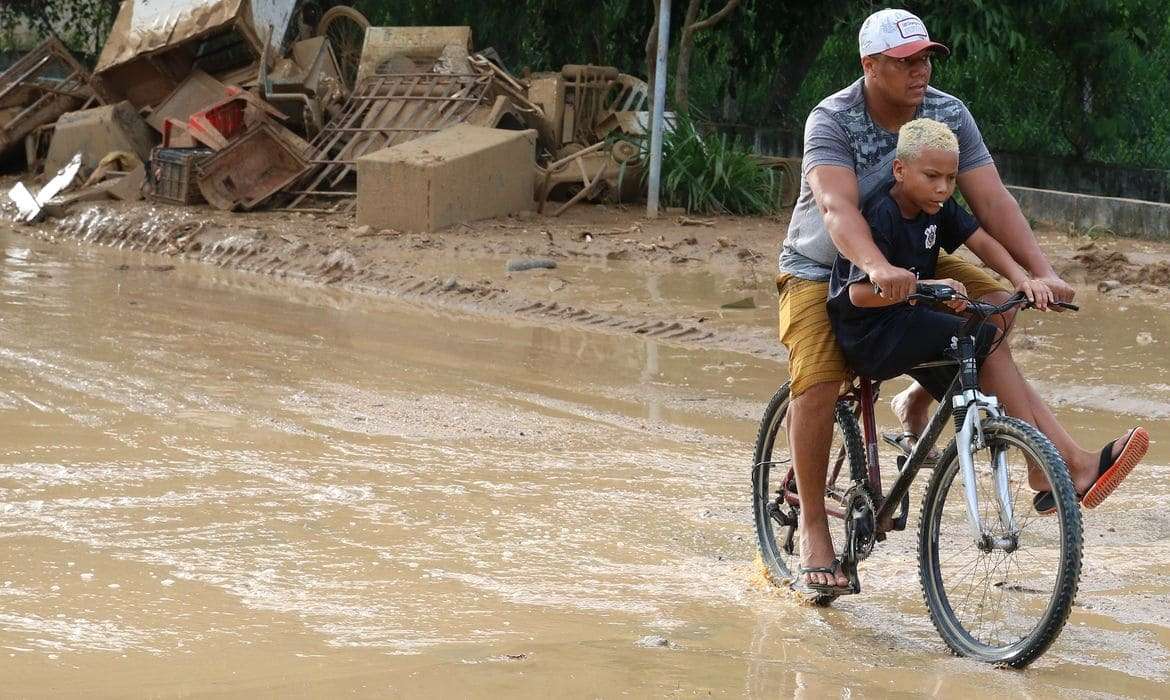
[882,40,950,58]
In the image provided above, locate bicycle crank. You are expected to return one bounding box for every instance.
[843,483,877,562]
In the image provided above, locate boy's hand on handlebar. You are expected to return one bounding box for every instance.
[1034,274,1075,309]
[869,264,917,302]
[1016,277,1054,311]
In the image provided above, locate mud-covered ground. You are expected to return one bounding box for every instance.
[3,191,1169,363]
[2,192,1169,696]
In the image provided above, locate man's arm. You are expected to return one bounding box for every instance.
[957,163,1074,302]
[809,165,917,301]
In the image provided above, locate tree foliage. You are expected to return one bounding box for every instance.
[2,0,1167,169]
[0,0,119,58]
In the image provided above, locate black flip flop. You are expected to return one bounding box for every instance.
[794,558,855,596]
[1033,428,1148,515]
[882,431,939,466]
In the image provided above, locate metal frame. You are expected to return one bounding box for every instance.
[284,70,492,212]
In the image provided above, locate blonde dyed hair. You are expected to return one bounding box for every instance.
[896,118,959,163]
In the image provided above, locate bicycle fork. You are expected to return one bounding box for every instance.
[954,389,1019,551]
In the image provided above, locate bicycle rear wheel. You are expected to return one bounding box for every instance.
[752,382,864,603]
[918,416,1082,667]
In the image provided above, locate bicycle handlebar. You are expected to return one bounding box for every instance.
[908,283,1079,316]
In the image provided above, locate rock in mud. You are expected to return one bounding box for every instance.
[1097,279,1123,292]
[353,225,372,236]
[506,258,557,272]
[1137,332,1155,345]
[721,296,757,309]
[635,635,670,648]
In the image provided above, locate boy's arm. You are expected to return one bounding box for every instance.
[964,228,1054,309]
[958,165,1074,303]
[964,228,1028,286]
[848,280,902,308]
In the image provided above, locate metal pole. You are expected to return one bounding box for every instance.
[647,0,671,218]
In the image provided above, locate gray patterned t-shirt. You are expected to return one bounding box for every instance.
[779,79,993,280]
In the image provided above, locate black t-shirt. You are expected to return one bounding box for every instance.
[828,188,980,324]
[826,188,981,379]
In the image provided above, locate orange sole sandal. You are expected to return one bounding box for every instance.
[1033,427,1149,514]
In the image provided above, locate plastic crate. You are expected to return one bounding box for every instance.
[149,147,214,205]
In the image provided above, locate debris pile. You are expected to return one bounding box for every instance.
[0,39,101,166]
[3,3,654,231]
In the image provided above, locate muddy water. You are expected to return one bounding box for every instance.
[0,228,1168,698]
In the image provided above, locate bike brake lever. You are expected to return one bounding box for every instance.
[1021,300,1080,312]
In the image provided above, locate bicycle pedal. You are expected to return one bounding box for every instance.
[782,524,797,556]
[841,558,862,595]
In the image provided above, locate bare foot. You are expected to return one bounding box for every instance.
[798,510,848,589]
[891,383,932,438]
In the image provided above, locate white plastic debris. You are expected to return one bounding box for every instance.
[7,152,83,223]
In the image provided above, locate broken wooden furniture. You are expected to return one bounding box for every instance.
[43,101,157,176]
[536,140,643,216]
[260,36,345,138]
[93,0,300,109]
[0,38,100,162]
[197,121,308,211]
[284,68,494,212]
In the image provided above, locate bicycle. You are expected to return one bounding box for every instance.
[752,283,1082,668]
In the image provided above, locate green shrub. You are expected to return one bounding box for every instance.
[641,114,778,215]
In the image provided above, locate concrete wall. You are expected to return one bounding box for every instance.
[715,123,1170,239]
[1008,185,1170,241]
[721,124,1170,204]
[997,153,1170,205]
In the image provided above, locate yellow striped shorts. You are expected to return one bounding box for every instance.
[776,253,1007,398]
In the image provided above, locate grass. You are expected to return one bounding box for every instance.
[638,114,778,216]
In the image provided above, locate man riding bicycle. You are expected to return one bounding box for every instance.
[776,8,1144,592]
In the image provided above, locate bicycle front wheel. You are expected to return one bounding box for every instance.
[918,416,1082,667]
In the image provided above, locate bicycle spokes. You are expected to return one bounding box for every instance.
[921,419,1081,666]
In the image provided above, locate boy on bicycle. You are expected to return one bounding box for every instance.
[827,117,1147,516]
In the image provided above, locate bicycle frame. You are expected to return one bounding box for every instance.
[866,374,957,531]
[786,371,1019,545]
[778,289,1065,546]
[781,373,958,532]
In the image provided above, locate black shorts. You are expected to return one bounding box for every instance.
[836,305,997,400]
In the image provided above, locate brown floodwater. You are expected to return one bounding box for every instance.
[0,226,1168,698]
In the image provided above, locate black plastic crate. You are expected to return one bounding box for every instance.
[149,147,214,205]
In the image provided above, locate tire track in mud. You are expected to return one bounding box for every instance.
[24,206,787,362]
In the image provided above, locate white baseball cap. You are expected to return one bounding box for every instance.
[858,8,950,58]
